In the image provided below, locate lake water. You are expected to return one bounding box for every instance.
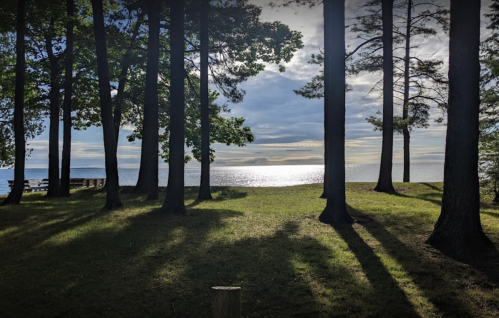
[0,163,444,195]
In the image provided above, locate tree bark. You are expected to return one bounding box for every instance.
[426,0,492,258]
[318,0,353,225]
[402,0,412,183]
[135,0,160,200]
[375,0,395,193]
[60,0,74,197]
[45,19,60,198]
[91,0,122,210]
[161,0,186,215]
[198,0,213,200]
[320,107,328,199]
[2,0,26,205]
[212,287,241,318]
[114,11,145,148]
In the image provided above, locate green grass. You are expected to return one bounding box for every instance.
[0,183,498,317]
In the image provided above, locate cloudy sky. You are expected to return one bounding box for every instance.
[23,0,492,169]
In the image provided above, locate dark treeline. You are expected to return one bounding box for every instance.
[1,0,497,258]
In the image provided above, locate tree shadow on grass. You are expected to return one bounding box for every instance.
[179,220,421,317]
[420,183,443,192]
[346,204,477,317]
[389,191,443,207]
[481,210,499,219]
[330,223,420,317]
[0,191,420,317]
[3,186,496,317]
[186,187,248,208]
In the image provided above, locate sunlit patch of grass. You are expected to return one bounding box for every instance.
[0,183,498,317]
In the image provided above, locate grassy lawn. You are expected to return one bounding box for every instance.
[1,183,499,317]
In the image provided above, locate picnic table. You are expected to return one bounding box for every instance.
[7,178,106,193]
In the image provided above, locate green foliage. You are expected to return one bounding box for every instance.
[0,29,44,167]
[0,0,301,166]
[479,0,499,202]
[185,0,303,103]
[350,0,448,130]
[293,51,351,99]
[126,74,255,164]
[294,0,449,134]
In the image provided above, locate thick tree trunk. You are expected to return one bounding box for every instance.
[318,0,353,225]
[91,0,122,210]
[375,0,395,193]
[135,0,160,200]
[45,20,60,198]
[2,0,26,205]
[161,0,186,215]
[198,0,213,201]
[402,0,412,183]
[114,11,144,148]
[426,0,492,258]
[60,0,74,197]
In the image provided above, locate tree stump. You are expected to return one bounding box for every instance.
[212,286,241,318]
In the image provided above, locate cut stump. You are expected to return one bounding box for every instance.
[212,286,241,318]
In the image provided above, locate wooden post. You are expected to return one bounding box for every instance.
[212,286,241,318]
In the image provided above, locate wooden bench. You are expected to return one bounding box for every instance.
[7,178,106,193]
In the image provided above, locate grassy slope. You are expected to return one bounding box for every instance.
[0,183,498,318]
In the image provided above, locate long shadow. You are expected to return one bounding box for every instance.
[389,190,443,207]
[346,204,474,317]
[181,220,416,317]
[187,187,248,208]
[0,200,244,317]
[331,223,420,317]
[481,211,499,219]
[2,187,495,317]
[0,195,423,317]
[421,183,443,192]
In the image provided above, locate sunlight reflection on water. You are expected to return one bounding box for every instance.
[0,164,444,195]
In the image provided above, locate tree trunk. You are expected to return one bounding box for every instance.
[135,0,160,200]
[2,0,26,205]
[198,0,213,201]
[426,0,492,258]
[91,0,122,210]
[161,0,186,215]
[402,0,412,183]
[375,0,395,193]
[114,11,145,148]
[60,0,74,197]
[320,107,328,199]
[45,20,60,198]
[318,0,353,225]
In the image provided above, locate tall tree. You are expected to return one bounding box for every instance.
[297,0,448,187]
[358,0,449,183]
[134,0,160,199]
[374,0,395,193]
[60,0,74,197]
[198,0,212,200]
[113,9,145,147]
[2,0,26,205]
[479,0,499,204]
[401,0,413,183]
[161,0,186,215]
[91,0,123,210]
[426,0,492,258]
[318,0,353,224]
[45,17,61,198]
